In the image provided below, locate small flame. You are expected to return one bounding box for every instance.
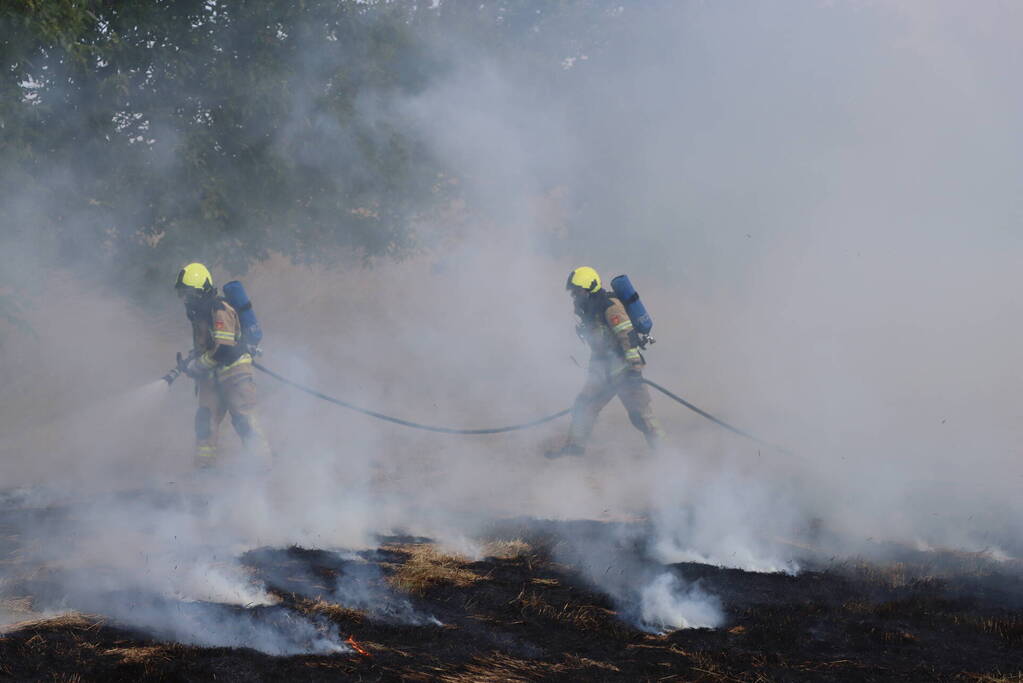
[347,635,372,657]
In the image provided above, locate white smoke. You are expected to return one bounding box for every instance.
[3,0,1023,652]
[639,573,722,633]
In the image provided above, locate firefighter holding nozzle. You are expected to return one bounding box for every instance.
[169,263,271,469]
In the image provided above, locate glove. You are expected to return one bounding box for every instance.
[623,347,644,367]
[177,351,205,379]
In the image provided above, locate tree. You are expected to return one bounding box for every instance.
[3,2,452,292]
[1,0,629,304]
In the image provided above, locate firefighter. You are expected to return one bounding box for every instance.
[174,263,271,469]
[546,266,665,458]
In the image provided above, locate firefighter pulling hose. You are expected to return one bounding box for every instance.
[545,267,665,458]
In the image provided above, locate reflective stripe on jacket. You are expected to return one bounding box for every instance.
[192,299,245,370]
[580,295,644,370]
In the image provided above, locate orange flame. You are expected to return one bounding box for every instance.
[347,634,372,657]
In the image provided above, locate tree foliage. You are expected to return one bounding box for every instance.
[1,0,633,304]
[3,2,445,285]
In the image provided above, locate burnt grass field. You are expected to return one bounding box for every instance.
[2,501,1023,682]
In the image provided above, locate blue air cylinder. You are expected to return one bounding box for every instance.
[610,274,653,334]
[222,280,263,347]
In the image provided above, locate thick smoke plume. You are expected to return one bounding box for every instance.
[3,0,1023,649]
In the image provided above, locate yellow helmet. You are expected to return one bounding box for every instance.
[175,262,214,297]
[566,266,601,293]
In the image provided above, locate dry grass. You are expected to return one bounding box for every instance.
[954,615,1023,645]
[512,589,627,637]
[387,544,482,596]
[480,539,532,560]
[847,551,1019,589]
[0,612,102,636]
[296,597,367,623]
[529,577,558,587]
[438,652,624,683]
[560,654,622,673]
[101,645,173,665]
[439,654,539,683]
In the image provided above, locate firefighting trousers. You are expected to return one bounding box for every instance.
[567,365,665,450]
[194,365,271,467]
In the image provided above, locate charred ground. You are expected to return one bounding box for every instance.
[1,501,1022,682]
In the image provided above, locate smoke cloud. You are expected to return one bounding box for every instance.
[3,0,1023,649]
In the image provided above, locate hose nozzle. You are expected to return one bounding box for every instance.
[164,349,198,385]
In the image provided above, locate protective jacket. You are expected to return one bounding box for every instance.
[565,290,662,452]
[186,296,268,467]
[576,292,645,373]
[189,297,250,378]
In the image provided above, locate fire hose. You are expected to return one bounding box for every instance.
[251,362,782,448]
[252,362,569,434]
[639,378,788,452]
